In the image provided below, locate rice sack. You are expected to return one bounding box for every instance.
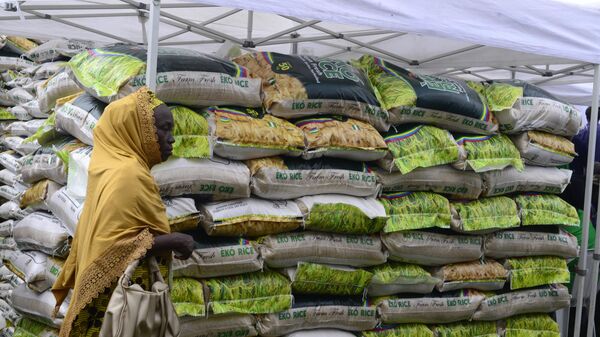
[484,228,579,259]
[179,314,258,337]
[451,197,520,234]
[367,262,440,296]
[482,166,572,197]
[433,259,508,292]
[13,212,70,257]
[168,106,211,158]
[2,37,38,56]
[37,71,82,113]
[514,194,579,227]
[500,314,560,337]
[285,262,373,297]
[379,192,451,233]
[25,38,97,63]
[163,197,201,232]
[510,131,576,167]
[505,256,570,290]
[54,93,106,146]
[454,134,523,173]
[361,324,434,337]
[171,278,206,318]
[11,284,69,328]
[20,137,85,184]
[431,321,498,337]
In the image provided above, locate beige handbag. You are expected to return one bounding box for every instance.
[99,256,181,337]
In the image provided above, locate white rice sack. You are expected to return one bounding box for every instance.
[66,145,92,200]
[0,88,34,106]
[16,139,41,157]
[24,119,46,135]
[180,314,258,337]
[486,80,582,136]
[46,187,82,235]
[7,106,32,121]
[36,72,82,113]
[11,284,69,328]
[55,93,106,145]
[1,137,24,154]
[0,57,35,71]
[5,122,31,137]
[152,157,250,201]
[0,220,13,237]
[0,169,16,185]
[199,198,303,237]
[247,157,380,200]
[32,62,67,81]
[21,100,46,119]
[484,229,579,259]
[0,201,20,220]
[0,237,17,250]
[285,330,357,337]
[163,197,199,233]
[482,166,572,197]
[25,39,98,63]
[510,131,576,167]
[13,212,70,257]
[0,151,21,173]
[377,290,485,324]
[5,76,33,89]
[0,185,20,201]
[381,231,483,266]
[260,232,386,268]
[21,138,84,185]
[257,296,377,336]
[0,298,21,326]
[376,165,483,200]
[18,179,62,211]
[472,285,570,321]
[173,237,262,279]
[2,250,46,284]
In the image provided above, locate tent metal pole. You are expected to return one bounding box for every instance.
[586,63,600,337]
[254,20,321,46]
[158,9,241,42]
[418,45,484,64]
[146,0,161,91]
[247,10,254,41]
[574,63,600,337]
[321,33,406,58]
[533,68,593,85]
[259,30,396,46]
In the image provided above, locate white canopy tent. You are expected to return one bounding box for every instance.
[1,0,600,335]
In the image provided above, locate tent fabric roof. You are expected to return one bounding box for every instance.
[0,0,598,104]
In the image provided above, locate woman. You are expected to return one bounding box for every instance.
[52,87,195,337]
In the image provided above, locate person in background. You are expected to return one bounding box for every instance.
[52,87,194,337]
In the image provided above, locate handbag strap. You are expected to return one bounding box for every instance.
[121,258,141,284]
[147,256,166,284]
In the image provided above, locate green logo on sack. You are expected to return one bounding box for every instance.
[418,75,465,94]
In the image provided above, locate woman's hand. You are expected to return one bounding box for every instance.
[150,233,195,260]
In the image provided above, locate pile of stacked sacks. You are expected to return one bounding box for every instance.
[0,38,582,337]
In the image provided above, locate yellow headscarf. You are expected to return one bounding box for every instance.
[52,87,170,337]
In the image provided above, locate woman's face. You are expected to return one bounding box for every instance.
[153,104,175,162]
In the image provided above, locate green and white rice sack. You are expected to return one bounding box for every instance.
[376,289,485,324]
[472,285,570,321]
[454,134,524,173]
[367,262,440,296]
[510,131,576,167]
[172,237,262,279]
[36,71,82,114]
[378,124,460,174]
[13,212,70,257]
[485,80,582,136]
[13,317,60,337]
[285,262,373,297]
[379,192,452,233]
[376,165,483,200]
[259,231,386,268]
[500,314,560,337]
[203,271,292,315]
[296,194,387,234]
[171,277,206,318]
[504,256,570,290]
[179,314,258,337]
[361,324,434,337]
[431,321,498,337]
[170,106,212,159]
[257,295,377,336]
[482,166,572,197]
[514,194,579,227]
[484,229,579,259]
[25,38,98,63]
[451,196,520,234]
[54,93,106,146]
[381,230,483,266]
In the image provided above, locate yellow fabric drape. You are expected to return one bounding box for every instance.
[52,87,170,337]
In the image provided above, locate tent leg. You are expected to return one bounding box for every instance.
[586,64,600,337]
[146,0,161,91]
[574,63,600,337]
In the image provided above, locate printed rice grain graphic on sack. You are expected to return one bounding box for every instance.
[514,193,579,227]
[172,236,262,279]
[199,198,303,237]
[454,134,524,173]
[69,45,262,107]
[285,262,373,297]
[257,295,377,336]
[367,262,440,296]
[472,284,570,321]
[381,231,483,266]
[361,324,434,337]
[13,317,60,337]
[510,131,576,167]
[258,231,386,268]
[505,256,570,290]
[433,259,508,292]
[203,271,292,314]
[54,92,106,146]
[169,106,211,159]
[355,55,497,134]
[296,194,387,234]
[500,314,560,337]
[152,156,251,200]
[379,192,451,233]
[379,124,459,174]
[376,289,485,324]
[295,116,388,161]
[171,277,206,317]
[2,37,38,56]
[179,314,258,337]
[431,321,498,337]
[19,179,62,211]
[233,52,389,131]
[485,80,582,136]
[451,196,520,234]
[203,106,304,160]
[482,166,572,197]
[484,229,579,259]
[246,157,380,199]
